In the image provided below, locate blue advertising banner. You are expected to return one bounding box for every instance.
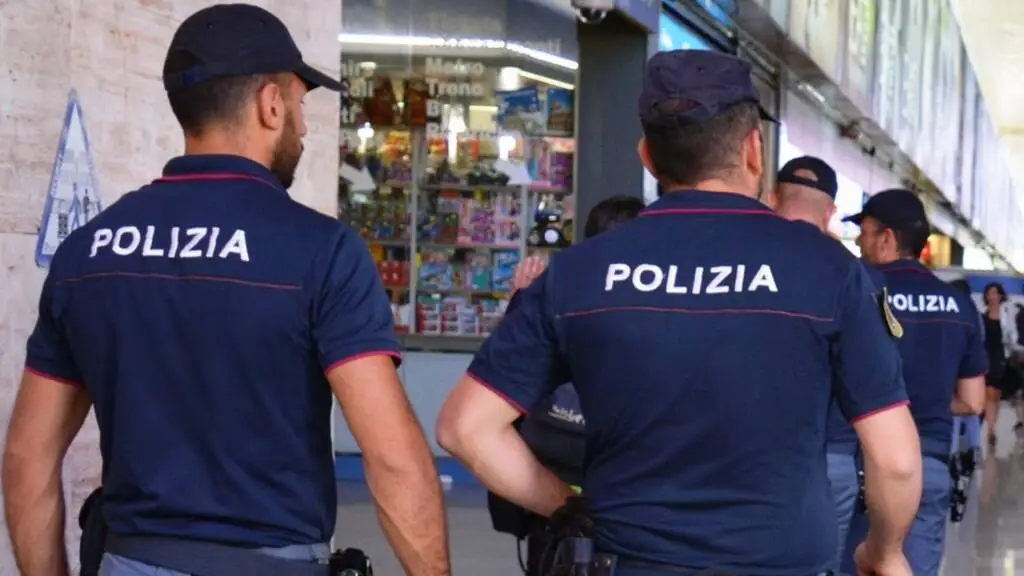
[659,13,714,51]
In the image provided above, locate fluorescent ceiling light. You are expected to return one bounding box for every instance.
[516,69,575,90]
[337,33,578,71]
[469,105,499,112]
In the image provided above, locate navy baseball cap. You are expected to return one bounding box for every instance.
[843,188,929,233]
[639,50,776,126]
[777,156,838,199]
[163,4,341,92]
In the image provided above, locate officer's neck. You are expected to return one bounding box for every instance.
[182,132,273,171]
[664,179,758,199]
[874,255,914,266]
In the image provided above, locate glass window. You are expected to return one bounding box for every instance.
[339,12,578,346]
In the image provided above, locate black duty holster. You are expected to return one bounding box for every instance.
[79,487,107,576]
[78,485,373,576]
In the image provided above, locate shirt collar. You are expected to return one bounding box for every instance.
[160,154,286,194]
[643,190,775,216]
[876,258,931,275]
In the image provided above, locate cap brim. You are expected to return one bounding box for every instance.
[842,212,864,225]
[758,105,777,124]
[296,63,342,91]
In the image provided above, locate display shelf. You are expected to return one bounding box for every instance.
[339,75,576,351]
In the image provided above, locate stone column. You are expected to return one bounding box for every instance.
[0,1,340,570]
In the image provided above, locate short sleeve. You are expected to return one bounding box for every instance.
[312,231,402,372]
[467,267,566,413]
[958,298,989,378]
[25,271,82,386]
[505,290,525,315]
[832,261,908,423]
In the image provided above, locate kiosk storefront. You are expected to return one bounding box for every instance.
[334,0,659,460]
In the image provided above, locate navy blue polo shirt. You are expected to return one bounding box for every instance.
[469,191,907,574]
[825,261,887,453]
[877,259,987,457]
[24,155,401,547]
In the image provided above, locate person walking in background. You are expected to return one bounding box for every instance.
[981,282,1023,446]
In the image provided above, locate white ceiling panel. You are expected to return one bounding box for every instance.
[951,0,1024,208]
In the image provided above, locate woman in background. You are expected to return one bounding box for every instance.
[981,281,1022,446]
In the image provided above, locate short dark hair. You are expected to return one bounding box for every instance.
[164,49,271,134]
[584,196,645,239]
[983,281,1008,303]
[892,222,930,259]
[642,101,761,186]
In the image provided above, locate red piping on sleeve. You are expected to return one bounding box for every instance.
[466,372,528,414]
[324,350,402,374]
[849,400,910,424]
[24,366,82,388]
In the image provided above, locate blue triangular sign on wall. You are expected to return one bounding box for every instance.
[35,89,103,268]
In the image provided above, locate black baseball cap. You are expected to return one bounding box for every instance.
[163,4,341,93]
[777,156,838,199]
[843,188,929,234]
[639,50,776,126]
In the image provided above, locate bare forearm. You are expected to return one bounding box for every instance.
[450,425,573,517]
[862,452,922,556]
[364,448,450,575]
[2,457,69,576]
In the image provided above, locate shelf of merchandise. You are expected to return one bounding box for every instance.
[340,128,575,353]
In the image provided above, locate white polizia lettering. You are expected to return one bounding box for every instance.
[89,226,250,262]
[604,264,778,294]
[887,293,960,314]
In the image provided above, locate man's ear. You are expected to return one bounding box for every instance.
[745,128,764,182]
[255,80,286,132]
[637,137,656,176]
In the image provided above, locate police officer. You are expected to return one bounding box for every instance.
[2,5,449,576]
[437,49,921,576]
[842,189,987,576]
[774,156,889,574]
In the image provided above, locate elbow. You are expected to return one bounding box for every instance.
[879,450,921,483]
[962,395,985,415]
[434,404,468,459]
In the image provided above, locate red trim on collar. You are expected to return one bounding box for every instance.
[154,172,280,192]
[641,208,780,217]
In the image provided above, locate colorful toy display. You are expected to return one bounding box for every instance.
[336,75,579,344]
[545,88,575,134]
[497,87,545,134]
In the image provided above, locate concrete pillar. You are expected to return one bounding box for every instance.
[0,1,340,570]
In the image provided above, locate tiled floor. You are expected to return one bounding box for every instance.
[336,406,1024,575]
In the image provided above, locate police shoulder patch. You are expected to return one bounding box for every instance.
[878,286,904,339]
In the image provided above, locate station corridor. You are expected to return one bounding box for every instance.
[334,406,1024,576]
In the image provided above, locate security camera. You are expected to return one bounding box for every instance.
[571,0,612,24]
[575,8,608,24]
